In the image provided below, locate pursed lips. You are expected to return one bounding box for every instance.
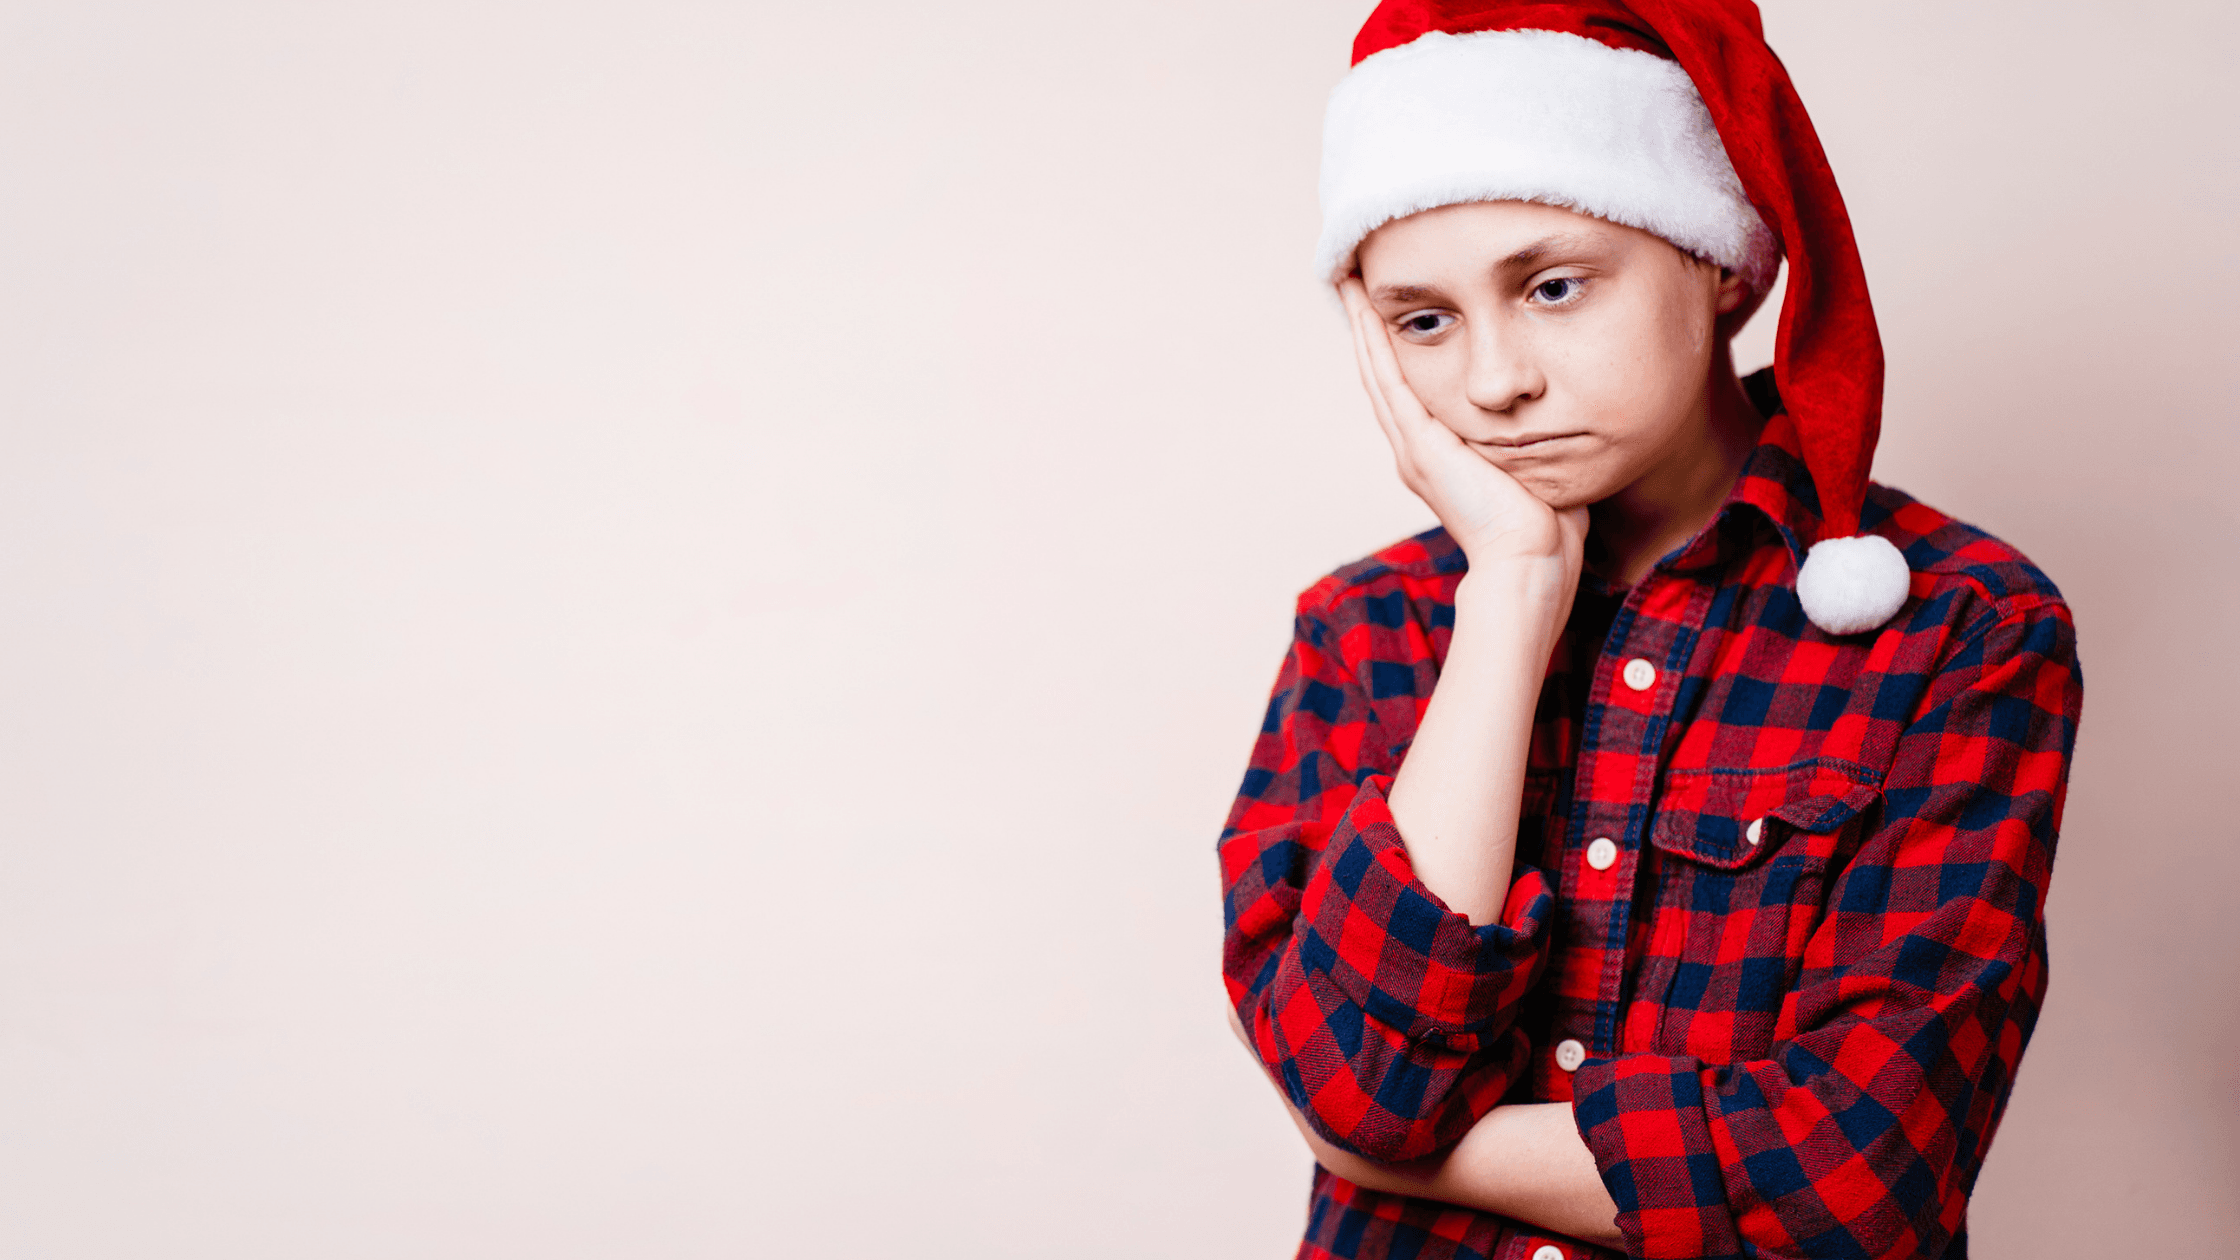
[1470,433,1585,453]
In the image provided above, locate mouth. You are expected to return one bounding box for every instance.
[1472,433,1585,454]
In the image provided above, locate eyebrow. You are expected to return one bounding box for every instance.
[1497,232,1596,271]
[1370,283,1449,304]
[1369,233,1603,303]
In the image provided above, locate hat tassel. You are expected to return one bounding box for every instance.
[1796,535,1912,635]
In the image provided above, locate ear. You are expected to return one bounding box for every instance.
[1714,266,1751,315]
[1714,266,1772,341]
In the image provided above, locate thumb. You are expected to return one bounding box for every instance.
[1556,505,1591,589]
[1557,506,1591,554]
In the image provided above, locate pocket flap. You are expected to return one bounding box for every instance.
[1767,782,1880,835]
[1649,763,1878,870]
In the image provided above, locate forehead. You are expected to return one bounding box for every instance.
[1356,200,1647,279]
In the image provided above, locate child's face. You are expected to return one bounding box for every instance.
[1353,200,1750,512]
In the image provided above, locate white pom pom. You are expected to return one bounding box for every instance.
[1795,535,1912,635]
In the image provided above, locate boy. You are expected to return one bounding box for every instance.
[1216,3,2082,1259]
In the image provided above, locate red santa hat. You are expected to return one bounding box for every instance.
[1320,0,1911,636]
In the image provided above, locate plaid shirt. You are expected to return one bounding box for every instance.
[1218,393,2082,1260]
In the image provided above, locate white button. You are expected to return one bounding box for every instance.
[1746,817,1764,846]
[1533,1247,1566,1260]
[1554,1039,1586,1072]
[1622,658,1657,691]
[1586,837,1618,871]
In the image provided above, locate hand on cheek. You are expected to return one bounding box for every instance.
[1337,277,1587,589]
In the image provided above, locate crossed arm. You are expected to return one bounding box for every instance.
[1226,1002,1624,1246]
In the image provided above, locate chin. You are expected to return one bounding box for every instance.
[1521,449,1652,511]
[1512,471,1599,512]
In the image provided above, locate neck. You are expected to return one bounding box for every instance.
[1589,344,1763,586]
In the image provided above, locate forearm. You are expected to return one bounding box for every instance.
[1425,1103,1621,1244]
[1280,1092,1621,1247]
[1386,568,1567,925]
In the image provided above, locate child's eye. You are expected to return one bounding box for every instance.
[1394,311,1456,339]
[1530,277,1586,305]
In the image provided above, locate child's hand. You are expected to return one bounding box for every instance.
[1337,276,1587,598]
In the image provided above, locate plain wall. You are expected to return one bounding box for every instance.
[0,1,2233,1255]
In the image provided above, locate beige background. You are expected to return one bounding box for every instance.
[0,1,2233,1255]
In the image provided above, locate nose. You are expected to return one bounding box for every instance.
[1463,320,1544,414]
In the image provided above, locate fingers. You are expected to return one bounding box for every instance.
[1337,278,1463,498]
[1337,279,1403,450]
[1340,279,1441,446]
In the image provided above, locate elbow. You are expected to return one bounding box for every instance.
[1296,1018,1531,1164]
[1294,1101,1448,1165]
[1281,1053,1481,1165]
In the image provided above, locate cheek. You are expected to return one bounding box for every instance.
[1394,346,1470,421]
[1531,315,1711,500]
[1563,303,1708,440]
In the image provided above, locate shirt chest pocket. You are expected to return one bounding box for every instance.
[1635,764,1881,1062]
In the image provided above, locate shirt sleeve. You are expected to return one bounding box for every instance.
[1571,599,2082,1260]
[1220,598,1555,1163]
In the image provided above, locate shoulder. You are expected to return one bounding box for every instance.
[1294,524,1467,626]
[1862,481,2076,651]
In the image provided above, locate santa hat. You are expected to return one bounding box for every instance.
[1319,0,1910,636]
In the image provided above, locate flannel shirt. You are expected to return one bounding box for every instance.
[1218,384,2081,1260]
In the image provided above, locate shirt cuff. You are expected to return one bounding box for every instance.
[1295,774,1553,1045]
[1570,1055,1738,1260]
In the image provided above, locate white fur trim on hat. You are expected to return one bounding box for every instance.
[1795,534,1911,635]
[1316,29,1779,289]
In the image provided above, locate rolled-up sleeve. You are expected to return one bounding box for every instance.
[1572,600,2082,1260]
[1221,599,1553,1162]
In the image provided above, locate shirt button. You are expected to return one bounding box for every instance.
[1554,1039,1586,1072]
[1746,817,1764,846]
[1586,837,1618,870]
[1533,1247,1566,1260]
[1622,658,1657,691]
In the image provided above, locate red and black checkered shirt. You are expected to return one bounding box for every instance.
[1218,397,2082,1260]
